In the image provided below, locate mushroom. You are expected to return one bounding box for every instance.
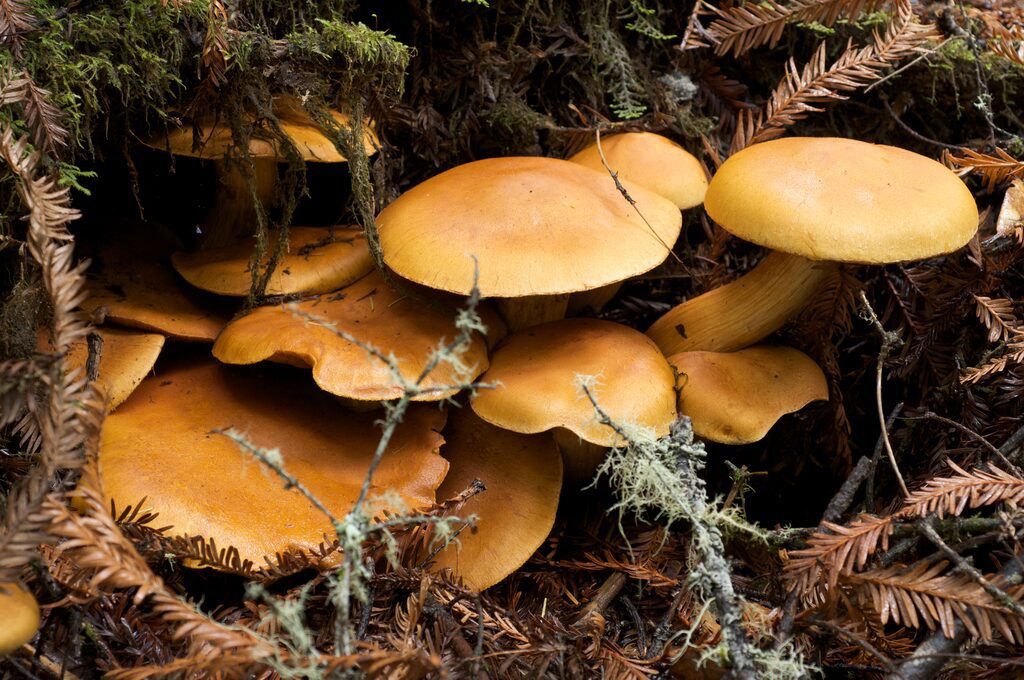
[669,346,828,444]
[428,409,561,590]
[568,132,708,211]
[647,137,979,356]
[146,95,378,247]
[84,245,230,343]
[212,270,497,405]
[377,157,682,331]
[566,132,708,314]
[94,355,449,566]
[471,318,677,480]
[0,583,40,656]
[171,225,373,297]
[38,327,164,411]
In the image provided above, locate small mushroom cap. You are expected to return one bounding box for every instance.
[152,96,378,163]
[172,226,373,297]
[704,137,979,263]
[38,327,164,410]
[97,357,448,565]
[568,132,708,210]
[472,318,677,446]
[430,410,561,591]
[212,271,493,402]
[378,157,682,297]
[669,346,828,444]
[0,583,40,656]
[85,248,229,342]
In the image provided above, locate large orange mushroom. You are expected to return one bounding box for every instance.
[377,157,681,331]
[429,410,561,590]
[171,226,373,297]
[213,270,495,404]
[95,356,449,566]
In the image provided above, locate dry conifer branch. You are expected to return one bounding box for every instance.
[916,518,1024,619]
[0,125,94,583]
[699,0,887,58]
[944,147,1024,192]
[730,0,936,153]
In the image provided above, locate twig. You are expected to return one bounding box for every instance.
[1002,423,1024,465]
[574,571,628,627]
[866,403,904,510]
[902,411,1022,475]
[860,291,909,498]
[809,617,902,678]
[593,129,683,264]
[916,517,1024,617]
[879,94,963,151]
[823,455,875,524]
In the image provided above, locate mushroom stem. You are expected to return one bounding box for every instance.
[496,294,570,332]
[204,157,278,248]
[567,282,623,316]
[646,252,836,356]
[551,428,608,482]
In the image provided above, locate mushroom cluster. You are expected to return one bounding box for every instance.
[65,129,976,608]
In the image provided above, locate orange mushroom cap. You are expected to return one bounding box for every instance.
[377,157,682,297]
[704,137,979,263]
[96,356,448,565]
[212,271,494,402]
[172,226,373,297]
[85,247,230,342]
[38,327,164,411]
[151,95,378,163]
[0,583,40,656]
[568,132,708,210]
[472,318,677,446]
[669,345,828,444]
[429,409,561,591]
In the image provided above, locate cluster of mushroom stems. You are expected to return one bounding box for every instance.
[7,107,981,650]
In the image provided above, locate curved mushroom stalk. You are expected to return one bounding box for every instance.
[551,428,608,482]
[205,157,278,248]
[646,252,836,356]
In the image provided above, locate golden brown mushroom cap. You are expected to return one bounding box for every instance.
[153,96,378,163]
[38,327,164,410]
[97,357,448,565]
[377,157,682,297]
[472,318,677,446]
[171,226,373,297]
[0,583,40,656]
[568,132,708,210]
[704,137,979,263]
[669,346,828,444]
[85,247,229,342]
[212,271,493,402]
[430,410,561,590]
